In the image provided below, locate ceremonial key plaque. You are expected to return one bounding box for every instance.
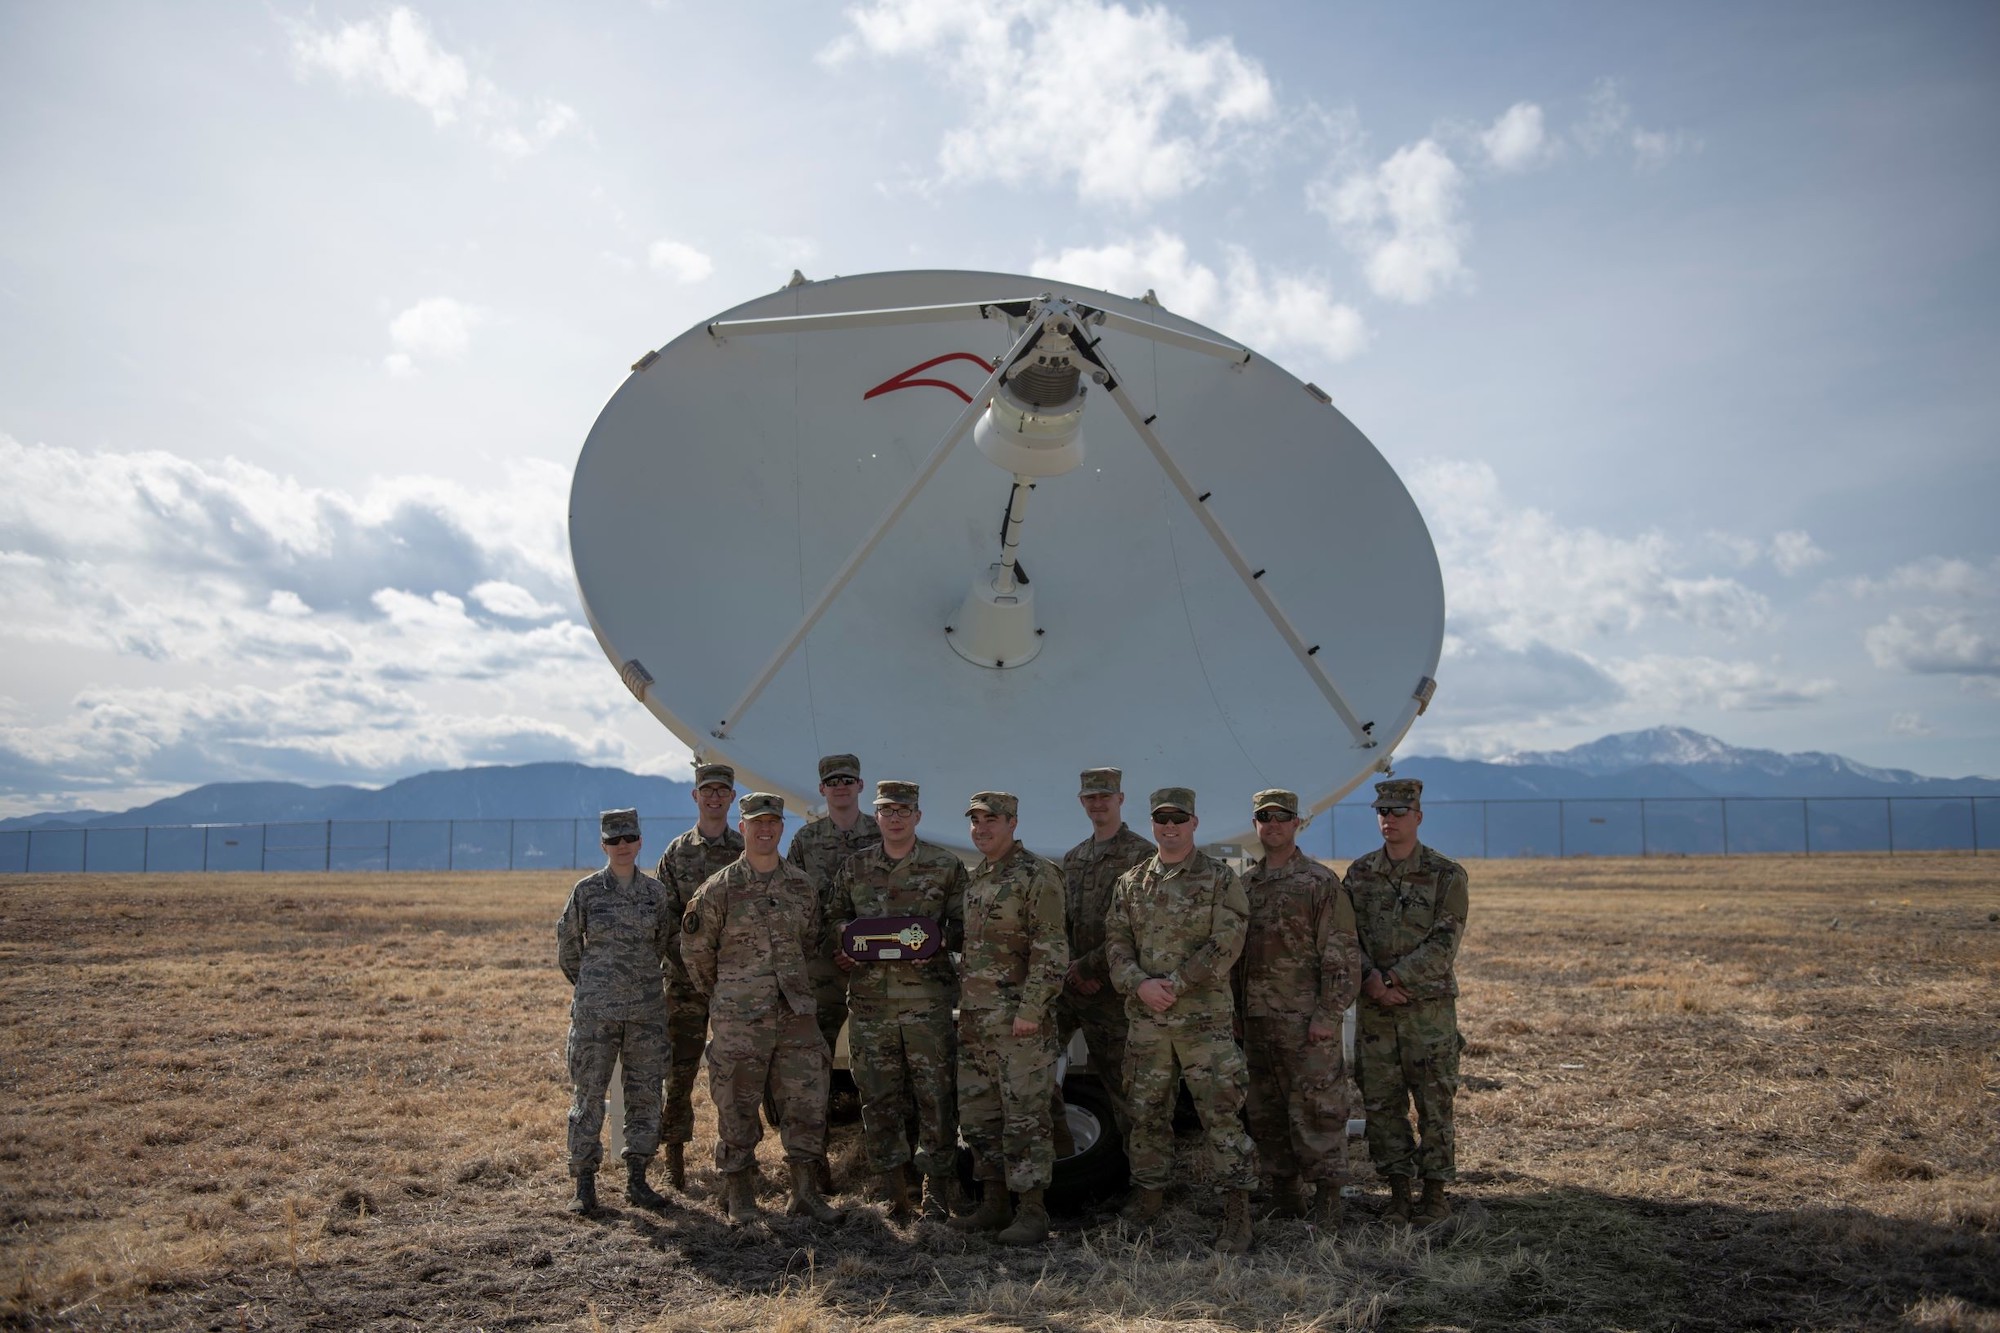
[842,915,943,962]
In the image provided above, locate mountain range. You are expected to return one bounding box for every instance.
[3,728,1994,832]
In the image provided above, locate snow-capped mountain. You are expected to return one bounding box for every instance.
[1493,726,1967,794]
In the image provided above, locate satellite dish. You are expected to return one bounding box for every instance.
[570,270,1443,855]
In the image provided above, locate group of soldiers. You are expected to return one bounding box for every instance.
[556,752,1470,1253]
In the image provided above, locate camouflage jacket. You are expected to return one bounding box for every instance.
[654,823,743,995]
[960,842,1068,1019]
[1059,823,1156,985]
[679,857,819,1020]
[1105,849,1248,1023]
[1232,852,1363,1024]
[786,811,881,968]
[556,867,672,1020]
[832,838,968,1004]
[1341,842,1470,1002]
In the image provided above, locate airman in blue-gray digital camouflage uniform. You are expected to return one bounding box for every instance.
[556,808,673,1214]
[1342,778,1470,1227]
[1104,787,1257,1254]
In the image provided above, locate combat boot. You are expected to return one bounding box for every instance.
[920,1173,955,1221]
[1311,1183,1345,1231]
[721,1169,761,1227]
[567,1172,597,1215]
[625,1157,667,1209]
[1214,1188,1253,1254]
[995,1188,1049,1246]
[1414,1178,1452,1226]
[950,1174,1013,1232]
[1118,1185,1165,1226]
[787,1161,844,1224]
[1383,1176,1412,1225]
[812,1156,835,1196]
[879,1168,914,1220]
[1269,1175,1308,1219]
[663,1142,686,1192]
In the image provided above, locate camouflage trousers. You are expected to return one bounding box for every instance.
[810,959,849,1065]
[1053,989,1130,1136]
[708,1008,829,1175]
[1243,1013,1350,1185]
[1355,996,1461,1181]
[566,1011,666,1176]
[659,987,709,1145]
[1123,1013,1257,1191]
[958,1007,1059,1193]
[849,998,957,1177]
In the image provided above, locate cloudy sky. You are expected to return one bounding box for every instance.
[2,1,1995,815]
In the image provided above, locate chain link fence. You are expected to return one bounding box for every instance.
[1,797,1994,873]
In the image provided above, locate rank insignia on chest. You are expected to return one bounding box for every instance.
[842,915,942,962]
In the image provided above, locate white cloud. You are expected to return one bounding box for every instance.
[386,296,480,374]
[471,581,564,621]
[1865,609,2000,677]
[1032,230,1370,364]
[1770,529,1829,576]
[1891,711,1933,737]
[821,0,1276,207]
[1602,654,1835,712]
[1481,102,1550,173]
[289,7,579,157]
[647,239,715,284]
[1837,555,1999,600]
[1309,138,1469,305]
[1572,77,1696,170]
[0,435,658,807]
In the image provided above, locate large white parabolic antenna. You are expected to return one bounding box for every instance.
[569,270,1443,854]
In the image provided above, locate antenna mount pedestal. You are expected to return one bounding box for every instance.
[949,565,1043,668]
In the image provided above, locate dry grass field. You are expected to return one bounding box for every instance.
[1,855,1995,1331]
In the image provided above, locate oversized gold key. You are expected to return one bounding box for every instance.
[841,915,944,962]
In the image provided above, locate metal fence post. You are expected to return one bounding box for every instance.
[1721,800,1730,856]
[1482,801,1489,859]
[260,824,267,872]
[448,820,456,871]
[1558,800,1566,859]
[508,818,516,871]
[1886,798,1894,855]
[1802,798,1811,855]
[325,819,333,872]
[143,826,150,873]
[1974,797,1982,854]
[1639,799,1650,858]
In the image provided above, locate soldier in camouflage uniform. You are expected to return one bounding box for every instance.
[679,793,842,1227]
[1105,787,1258,1254]
[785,752,881,1189]
[1053,767,1154,1144]
[1233,788,1364,1228]
[555,808,673,1214]
[952,792,1069,1246]
[651,761,743,1190]
[1342,778,1470,1227]
[831,779,968,1220]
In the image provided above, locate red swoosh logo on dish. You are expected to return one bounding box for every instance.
[863,352,996,404]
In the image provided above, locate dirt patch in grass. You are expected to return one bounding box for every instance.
[1,856,1995,1330]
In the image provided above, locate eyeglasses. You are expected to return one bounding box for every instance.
[1152,812,1191,825]
[602,834,641,846]
[1254,810,1295,824]
[876,804,916,817]
[823,776,860,787]
[1375,805,1413,818]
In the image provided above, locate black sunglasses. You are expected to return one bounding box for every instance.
[1254,810,1296,823]
[1375,805,1413,817]
[602,833,641,846]
[823,776,860,787]
[1152,812,1191,825]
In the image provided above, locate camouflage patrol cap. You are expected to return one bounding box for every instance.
[1079,767,1123,795]
[1372,778,1424,810]
[739,791,785,820]
[1252,788,1299,816]
[693,762,736,790]
[874,779,920,808]
[818,753,862,782]
[599,808,640,839]
[965,791,1018,819]
[1149,787,1197,816]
